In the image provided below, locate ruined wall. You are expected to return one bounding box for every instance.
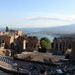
[70,41,75,61]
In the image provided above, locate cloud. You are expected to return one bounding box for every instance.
[1,15,75,28]
[24,16,75,23]
[25,16,64,21]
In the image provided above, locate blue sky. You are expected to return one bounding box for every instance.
[0,0,75,28]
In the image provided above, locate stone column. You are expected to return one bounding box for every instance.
[61,42,63,51]
[70,41,75,61]
[53,41,56,50]
[23,40,26,50]
[58,42,60,51]
[61,42,64,53]
[64,41,66,52]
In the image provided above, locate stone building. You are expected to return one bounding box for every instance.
[0,35,11,49]
[52,36,75,54]
[0,29,39,55]
[0,30,27,55]
[12,35,27,51]
[26,36,38,52]
[70,41,75,62]
[9,34,27,55]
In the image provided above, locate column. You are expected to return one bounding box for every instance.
[53,41,56,50]
[58,42,60,51]
[64,41,66,52]
[23,40,26,50]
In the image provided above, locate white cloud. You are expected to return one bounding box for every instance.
[1,14,75,28]
[14,15,75,28]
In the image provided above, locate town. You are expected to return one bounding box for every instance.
[0,27,74,75]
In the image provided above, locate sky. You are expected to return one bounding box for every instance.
[0,0,75,28]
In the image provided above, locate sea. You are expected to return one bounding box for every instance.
[20,28,55,42]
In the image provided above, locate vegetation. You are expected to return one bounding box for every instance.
[40,37,51,52]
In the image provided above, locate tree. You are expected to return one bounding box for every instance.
[40,37,51,52]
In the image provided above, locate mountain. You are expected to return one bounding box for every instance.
[45,24,75,34]
[19,24,75,35]
[37,24,75,34]
[1,24,75,35]
[0,24,75,40]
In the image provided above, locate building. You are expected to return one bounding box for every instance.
[26,36,38,52]
[0,31,23,49]
[70,41,75,62]
[0,30,27,55]
[0,28,40,55]
[52,36,75,54]
[13,35,27,51]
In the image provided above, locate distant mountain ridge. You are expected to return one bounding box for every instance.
[47,24,75,34]
[0,24,75,35]
[19,24,75,35]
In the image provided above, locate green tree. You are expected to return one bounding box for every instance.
[40,37,51,52]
